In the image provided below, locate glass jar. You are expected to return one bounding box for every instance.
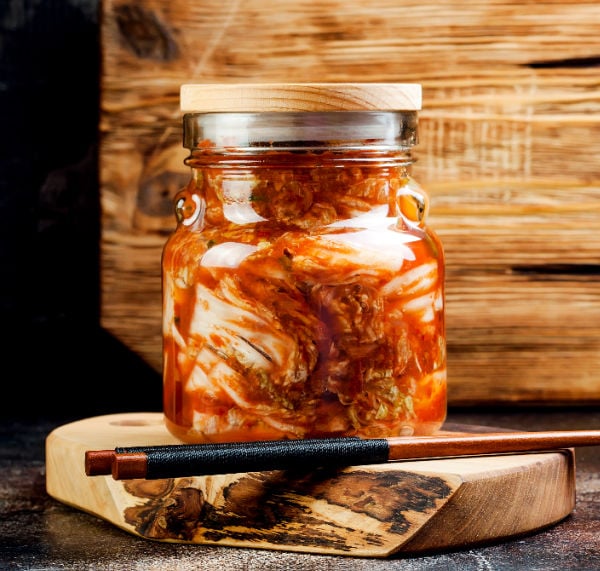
[162,83,446,444]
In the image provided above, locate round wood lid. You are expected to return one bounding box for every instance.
[180,83,422,113]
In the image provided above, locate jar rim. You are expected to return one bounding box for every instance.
[183,111,419,151]
[180,83,422,113]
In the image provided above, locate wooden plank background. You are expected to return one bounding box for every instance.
[99,0,600,406]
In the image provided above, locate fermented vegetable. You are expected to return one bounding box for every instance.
[162,148,446,443]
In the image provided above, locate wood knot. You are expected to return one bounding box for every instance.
[114,5,179,61]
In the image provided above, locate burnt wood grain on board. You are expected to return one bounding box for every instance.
[99,0,600,405]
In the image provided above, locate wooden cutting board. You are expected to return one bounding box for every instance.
[45,412,576,558]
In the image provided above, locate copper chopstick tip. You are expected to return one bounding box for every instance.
[112,452,149,480]
[85,450,115,476]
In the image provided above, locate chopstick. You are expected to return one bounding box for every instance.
[84,430,600,480]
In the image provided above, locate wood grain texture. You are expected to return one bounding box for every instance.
[45,413,576,557]
[99,0,600,404]
[179,82,422,111]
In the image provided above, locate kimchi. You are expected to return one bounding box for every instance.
[162,145,446,443]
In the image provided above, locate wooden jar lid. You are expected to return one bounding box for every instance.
[180,83,422,113]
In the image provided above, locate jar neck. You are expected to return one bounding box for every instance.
[183,111,418,153]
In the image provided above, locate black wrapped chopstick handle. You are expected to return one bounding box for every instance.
[145,437,390,478]
[132,437,390,479]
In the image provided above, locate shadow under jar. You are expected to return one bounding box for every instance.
[162,83,446,444]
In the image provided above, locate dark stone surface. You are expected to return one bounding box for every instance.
[1,408,599,570]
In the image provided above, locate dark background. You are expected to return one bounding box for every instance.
[1,1,161,420]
